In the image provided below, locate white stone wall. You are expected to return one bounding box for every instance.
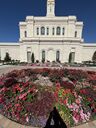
[0,0,95,64]
[19,16,83,41]
[0,43,20,60]
[19,40,84,63]
[82,44,96,61]
[0,42,96,63]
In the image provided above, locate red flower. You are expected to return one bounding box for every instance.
[87,98,92,102]
[19,93,27,100]
[56,82,61,88]
[63,99,68,105]
[0,97,4,103]
[15,103,20,107]
[23,82,29,87]
[94,109,96,113]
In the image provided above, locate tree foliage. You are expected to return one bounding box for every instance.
[4,52,11,62]
[92,51,96,61]
[31,53,35,63]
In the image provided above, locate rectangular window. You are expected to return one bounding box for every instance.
[75,31,77,37]
[52,28,55,35]
[37,28,39,35]
[27,52,31,63]
[41,27,45,35]
[57,27,61,35]
[47,28,49,35]
[62,28,65,35]
[25,31,27,37]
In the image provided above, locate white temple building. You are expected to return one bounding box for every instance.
[0,0,96,63]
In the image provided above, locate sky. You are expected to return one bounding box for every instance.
[0,0,96,43]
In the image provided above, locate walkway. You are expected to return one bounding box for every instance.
[0,114,96,128]
[0,65,96,76]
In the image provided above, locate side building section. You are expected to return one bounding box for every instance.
[82,44,96,62]
[0,42,96,63]
[0,43,20,61]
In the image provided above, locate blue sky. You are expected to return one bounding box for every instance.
[0,0,96,43]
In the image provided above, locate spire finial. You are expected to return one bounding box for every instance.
[47,0,55,17]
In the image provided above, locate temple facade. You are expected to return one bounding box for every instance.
[0,0,96,63]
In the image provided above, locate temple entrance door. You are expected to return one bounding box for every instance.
[69,52,75,63]
[27,52,31,63]
[47,49,55,62]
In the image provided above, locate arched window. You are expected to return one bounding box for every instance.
[75,31,77,37]
[52,27,55,35]
[47,27,49,35]
[56,27,61,35]
[37,27,39,35]
[42,50,45,63]
[41,27,45,35]
[62,28,65,35]
[56,51,60,62]
[24,31,27,37]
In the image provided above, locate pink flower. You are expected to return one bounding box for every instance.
[26,116,29,122]
[0,81,4,86]
[80,109,87,122]
[73,91,78,98]
[15,104,20,107]
[0,87,8,93]
[73,116,79,124]
[68,104,74,109]
[75,99,81,104]
[19,93,27,100]
[56,82,61,88]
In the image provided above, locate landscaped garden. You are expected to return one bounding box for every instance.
[0,68,96,127]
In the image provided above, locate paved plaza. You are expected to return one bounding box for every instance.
[0,114,96,128]
[0,65,96,76]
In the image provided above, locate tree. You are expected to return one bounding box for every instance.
[92,51,96,62]
[31,53,35,63]
[69,53,72,63]
[4,52,11,62]
[42,58,45,63]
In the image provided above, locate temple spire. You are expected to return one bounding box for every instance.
[46,0,55,17]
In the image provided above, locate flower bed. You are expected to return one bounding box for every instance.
[0,68,96,127]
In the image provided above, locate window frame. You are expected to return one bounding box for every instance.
[56,50,60,62]
[42,50,46,62]
[37,27,39,35]
[75,31,77,37]
[62,28,65,35]
[52,27,55,35]
[41,27,45,35]
[56,27,61,35]
[47,27,49,35]
[24,31,27,37]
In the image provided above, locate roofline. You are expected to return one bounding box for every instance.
[0,43,19,46]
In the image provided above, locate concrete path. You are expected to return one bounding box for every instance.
[0,65,96,76]
[0,114,96,128]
